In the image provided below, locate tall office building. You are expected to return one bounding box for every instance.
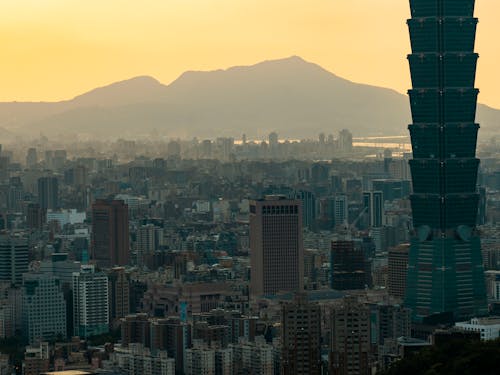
[405,0,487,321]
[388,244,409,300]
[91,199,130,268]
[0,234,29,286]
[331,240,371,290]
[72,265,109,338]
[296,190,316,229]
[37,176,59,211]
[249,196,304,297]
[363,191,384,228]
[22,273,67,344]
[281,294,321,375]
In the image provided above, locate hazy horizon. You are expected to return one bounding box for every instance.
[2,0,500,108]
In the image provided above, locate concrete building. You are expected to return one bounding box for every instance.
[22,273,67,344]
[185,347,215,375]
[22,342,50,375]
[388,244,409,300]
[281,294,321,375]
[37,176,59,210]
[72,265,109,338]
[0,233,29,286]
[249,196,304,297]
[455,317,500,341]
[91,199,130,267]
[108,267,130,323]
[150,317,191,374]
[485,270,500,301]
[331,239,370,290]
[329,296,371,375]
[110,343,175,375]
[230,338,275,375]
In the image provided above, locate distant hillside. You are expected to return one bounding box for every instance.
[0,56,498,139]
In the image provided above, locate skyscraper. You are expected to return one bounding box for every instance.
[37,176,59,211]
[363,191,384,228]
[91,199,130,268]
[249,196,304,297]
[405,0,487,321]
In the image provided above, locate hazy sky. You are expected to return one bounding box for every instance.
[2,0,499,107]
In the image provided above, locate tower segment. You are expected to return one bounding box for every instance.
[405,0,487,322]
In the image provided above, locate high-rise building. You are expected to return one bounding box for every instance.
[108,267,130,323]
[150,317,191,374]
[338,129,353,153]
[26,203,44,230]
[331,240,371,290]
[249,196,304,297]
[329,296,371,375]
[72,265,109,338]
[120,313,151,348]
[369,303,411,347]
[37,177,59,210]
[405,0,488,321]
[388,244,409,300]
[22,273,67,344]
[0,234,29,286]
[26,148,38,168]
[296,190,316,229]
[91,199,130,267]
[363,191,384,228]
[136,224,163,266]
[281,294,321,375]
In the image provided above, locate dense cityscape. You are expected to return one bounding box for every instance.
[1,0,500,374]
[0,128,499,374]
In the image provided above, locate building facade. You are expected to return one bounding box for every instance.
[405,0,488,321]
[22,273,67,344]
[329,296,371,375]
[281,294,321,375]
[249,196,304,297]
[72,265,109,338]
[331,239,370,290]
[0,234,29,286]
[388,244,409,300]
[91,199,130,267]
[37,176,59,211]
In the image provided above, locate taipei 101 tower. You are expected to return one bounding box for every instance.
[405,0,487,322]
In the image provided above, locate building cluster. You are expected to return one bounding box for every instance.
[0,131,498,375]
[2,1,500,373]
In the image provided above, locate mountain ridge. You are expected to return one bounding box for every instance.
[0,56,498,139]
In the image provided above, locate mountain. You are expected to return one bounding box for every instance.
[1,56,499,139]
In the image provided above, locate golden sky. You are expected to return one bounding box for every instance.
[1,0,499,107]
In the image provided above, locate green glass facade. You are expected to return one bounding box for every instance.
[405,0,487,321]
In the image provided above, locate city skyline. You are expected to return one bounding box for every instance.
[2,0,500,109]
